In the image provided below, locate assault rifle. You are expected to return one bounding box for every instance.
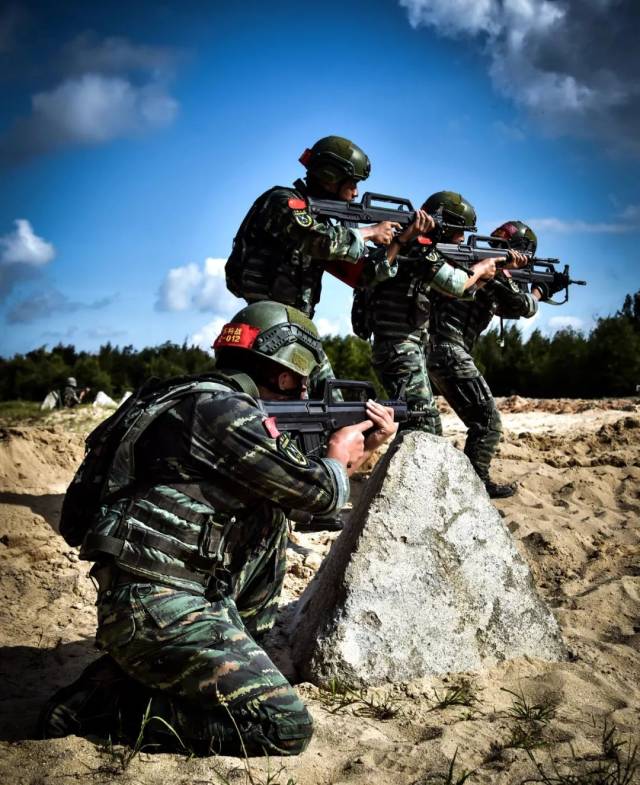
[308,192,466,287]
[258,379,410,457]
[436,234,586,305]
[306,192,464,236]
[307,192,416,228]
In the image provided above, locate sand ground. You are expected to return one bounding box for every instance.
[0,397,638,784]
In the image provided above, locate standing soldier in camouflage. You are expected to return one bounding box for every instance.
[354,191,498,435]
[225,135,401,395]
[428,221,544,498]
[40,301,398,756]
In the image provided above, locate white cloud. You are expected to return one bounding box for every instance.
[0,219,56,300]
[0,34,180,166]
[314,316,342,336]
[400,0,500,36]
[29,74,177,146]
[548,315,585,331]
[7,289,116,324]
[157,262,203,311]
[528,205,640,234]
[0,219,55,266]
[399,0,640,155]
[156,257,237,313]
[188,317,228,353]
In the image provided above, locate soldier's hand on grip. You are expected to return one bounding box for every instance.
[362,221,402,246]
[326,419,372,470]
[472,258,497,280]
[397,209,435,244]
[363,399,399,452]
[505,250,528,269]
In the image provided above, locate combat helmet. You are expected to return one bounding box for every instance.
[66,377,77,387]
[490,220,537,255]
[299,136,371,186]
[213,301,323,377]
[422,191,477,234]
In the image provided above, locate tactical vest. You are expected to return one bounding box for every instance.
[66,372,259,594]
[429,288,495,353]
[366,252,433,343]
[430,276,535,353]
[225,182,325,317]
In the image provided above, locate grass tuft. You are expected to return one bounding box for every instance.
[419,748,476,784]
[430,678,480,711]
[98,700,186,773]
[317,678,402,720]
[521,720,638,785]
[502,687,557,724]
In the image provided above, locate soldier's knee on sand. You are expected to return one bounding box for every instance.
[263,704,314,755]
[237,702,314,756]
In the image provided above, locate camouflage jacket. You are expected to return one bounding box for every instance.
[63,385,81,407]
[364,242,470,343]
[429,273,538,353]
[225,179,394,317]
[85,374,349,593]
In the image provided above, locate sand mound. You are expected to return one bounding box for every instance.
[1,401,639,785]
[0,426,85,494]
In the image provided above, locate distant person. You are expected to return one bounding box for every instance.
[428,220,562,498]
[62,378,87,408]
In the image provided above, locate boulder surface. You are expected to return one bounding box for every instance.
[291,432,566,685]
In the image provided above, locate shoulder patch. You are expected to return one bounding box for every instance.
[288,197,307,210]
[292,210,314,228]
[277,432,308,466]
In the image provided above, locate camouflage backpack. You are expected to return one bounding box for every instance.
[59,374,231,547]
[351,286,374,341]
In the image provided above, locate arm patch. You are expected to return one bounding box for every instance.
[277,432,308,466]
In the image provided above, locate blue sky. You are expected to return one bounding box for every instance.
[1,0,638,358]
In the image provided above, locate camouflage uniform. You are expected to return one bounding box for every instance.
[226,178,395,395]
[363,244,470,434]
[63,385,82,407]
[50,372,349,755]
[428,275,538,481]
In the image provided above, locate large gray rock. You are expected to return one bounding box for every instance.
[291,432,566,686]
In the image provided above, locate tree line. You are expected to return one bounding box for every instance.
[1,291,639,402]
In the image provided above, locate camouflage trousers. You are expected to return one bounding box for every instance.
[372,336,443,435]
[427,342,502,482]
[93,518,313,756]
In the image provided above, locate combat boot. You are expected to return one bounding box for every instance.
[38,654,140,740]
[485,480,517,499]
